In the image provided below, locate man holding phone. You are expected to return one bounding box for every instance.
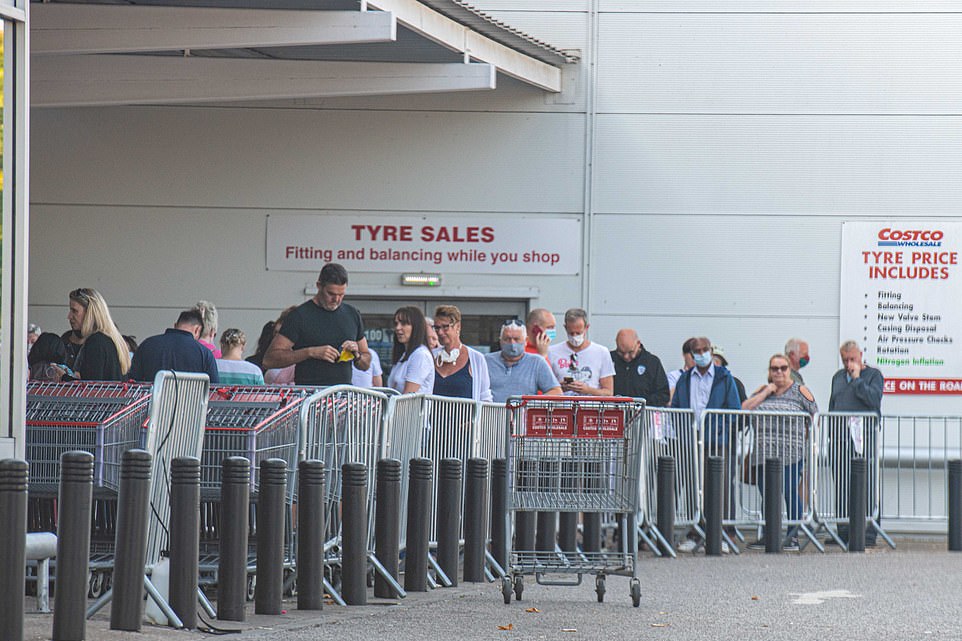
[547,308,614,396]
[525,308,557,358]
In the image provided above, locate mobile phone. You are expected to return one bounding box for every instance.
[563,376,574,384]
[531,325,543,339]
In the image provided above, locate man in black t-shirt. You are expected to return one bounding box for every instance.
[263,263,371,386]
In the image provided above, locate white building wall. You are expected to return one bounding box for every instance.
[28,1,962,412]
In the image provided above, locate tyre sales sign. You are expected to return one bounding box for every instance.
[266,214,582,275]
[840,222,962,395]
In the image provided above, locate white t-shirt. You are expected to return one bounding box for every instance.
[352,350,383,388]
[388,345,435,393]
[547,341,615,396]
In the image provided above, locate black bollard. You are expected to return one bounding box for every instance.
[255,458,287,615]
[583,459,602,552]
[535,458,557,560]
[110,450,152,632]
[218,457,250,621]
[170,457,200,629]
[704,456,723,556]
[558,461,577,553]
[849,457,867,553]
[490,459,507,571]
[405,458,433,592]
[297,460,326,609]
[950,460,962,552]
[463,459,489,583]
[0,460,28,641]
[657,456,676,555]
[374,459,402,598]
[53,451,95,641]
[437,459,463,587]
[764,458,783,554]
[341,462,369,605]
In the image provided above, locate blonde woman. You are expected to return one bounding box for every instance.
[217,329,265,386]
[67,288,131,381]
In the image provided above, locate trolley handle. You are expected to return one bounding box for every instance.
[506,395,636,409]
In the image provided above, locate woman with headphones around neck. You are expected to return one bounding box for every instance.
[431,305,492,401]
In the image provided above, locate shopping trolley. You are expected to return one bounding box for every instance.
[502,396,645,607]
[25,381,153,596]
[198,385,304,591]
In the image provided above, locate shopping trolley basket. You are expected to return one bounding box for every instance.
[502,396,645,607]
[198,385,304,588]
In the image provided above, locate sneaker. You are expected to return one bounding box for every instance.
[721,541,731,554]
[783,537,800,551]
[747,540,767,550]
[676,539,698,553]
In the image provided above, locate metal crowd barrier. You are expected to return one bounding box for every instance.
[639,407,700,555]
[702,408,818,551]
[880,415,962,530]
[86,370,212,621]
[813,412,892,548]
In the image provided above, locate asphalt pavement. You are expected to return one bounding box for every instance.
[22,537,962,641]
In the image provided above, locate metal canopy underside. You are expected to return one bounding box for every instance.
[30,0,574,107]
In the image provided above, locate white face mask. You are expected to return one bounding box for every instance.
[567,333,585,348]
[438,347,460,364]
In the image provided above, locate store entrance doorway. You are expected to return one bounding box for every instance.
[353,299,528,378]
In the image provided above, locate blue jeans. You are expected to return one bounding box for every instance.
[756,459,803,523]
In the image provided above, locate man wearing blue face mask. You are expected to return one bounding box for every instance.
[486,319,562,403]
[525,308,557,360]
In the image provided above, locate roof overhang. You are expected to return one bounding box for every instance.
[30,1,575,108]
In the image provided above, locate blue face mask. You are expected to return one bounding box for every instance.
[693,352,713,368]
[545,328,557,342]
[502,342,525,358]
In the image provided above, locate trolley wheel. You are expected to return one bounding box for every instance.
[284,569,296,597]
[630,580,641,608]
[513,576,524,601]
[501,577,512,604]
[103,570,113,592]
[246,574,257,602]
[88,571,104,599]
[595,575,606,603]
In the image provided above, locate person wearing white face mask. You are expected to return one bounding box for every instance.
[486,320,562,403]
[547,308,615,396]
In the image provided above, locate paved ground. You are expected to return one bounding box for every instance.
[22,537,962,641]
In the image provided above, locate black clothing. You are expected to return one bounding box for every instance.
[129,328,219,383]
[74,332,125,381]
[279,300,365,386]
[60,330,84,371]
[610,346,670,407]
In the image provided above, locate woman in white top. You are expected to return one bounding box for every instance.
[387,306,435,393]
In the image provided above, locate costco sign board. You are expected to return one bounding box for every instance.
[840,222,962,395]
[266,214,582,275]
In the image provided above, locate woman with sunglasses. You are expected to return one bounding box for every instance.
[432,305,492,401]
[388,306,435,393]
[66,288,131,381]
[742,353,818,549]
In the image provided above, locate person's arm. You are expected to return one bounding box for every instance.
[742,383,776,410]
[564,376,613,396]
[852,368,884,413]
[536,358,563,396]
[474,351,493,402]
[725,376,742,410]
[344,337,371,372]
[402,381,422,394]
[372,374,384,387]
[649,359,671,407]
[262,333,336,369]
[205,352,220,384]
[78,335,110,380]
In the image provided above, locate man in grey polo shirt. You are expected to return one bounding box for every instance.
[485,319,562,402]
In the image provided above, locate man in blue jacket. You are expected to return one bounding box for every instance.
[670,336,742,552]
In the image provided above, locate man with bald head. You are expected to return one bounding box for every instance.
[525,308,556,358]
[610,329,669,406]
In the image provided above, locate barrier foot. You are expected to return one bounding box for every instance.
[86,587,113,619]
[198,587,216,618]
[426,572,438,590]
[369,553,406,599]
[323,577,347,607]
[823,525,848,550]
[485,549,506,579]
[647,526,677,559]
[721,529,741,555]
[428,554,452,587]
[872,520,897,549]
[798,524,824,553]
[637,524,663,558]
[144,575,185,629]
